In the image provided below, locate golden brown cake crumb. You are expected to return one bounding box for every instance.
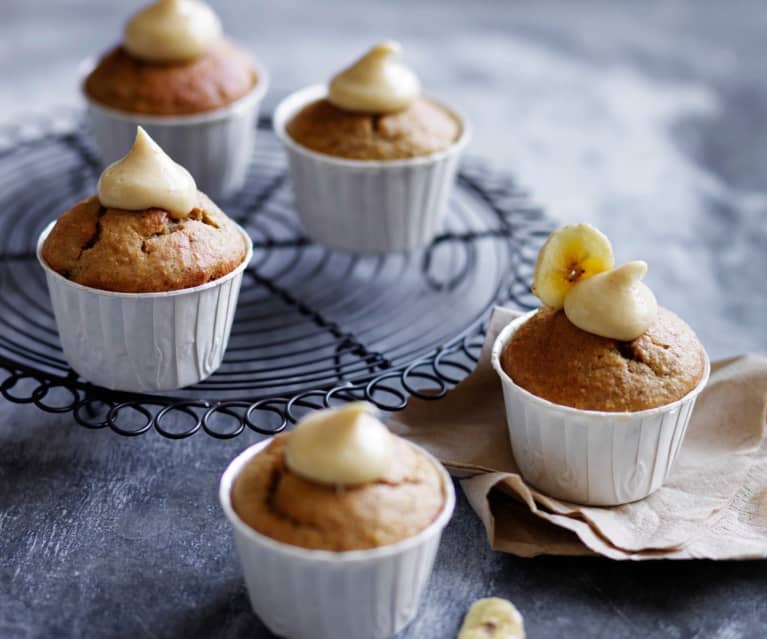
[502,307,706,412]
[84,40,257,116]
[41,193,247,293]
[286,98,461,160]
[231,434,445,551]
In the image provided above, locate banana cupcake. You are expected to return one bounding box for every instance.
[274,42,471,253]
[220,403,455,639]
[285,46,460,161]
[83,0,268,197]
[37,127,252,392]
[491,224,710,505]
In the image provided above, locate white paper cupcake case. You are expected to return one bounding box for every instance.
[219,439,456,639]
[491,310,711,506]
[274,85,471,253]
[36,221,253,393]
[82,57,269,200]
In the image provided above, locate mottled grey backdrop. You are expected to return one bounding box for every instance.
[1,1,766,638]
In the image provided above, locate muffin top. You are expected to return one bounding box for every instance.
[231,405,446,551]
[287,97,460,161]
[84,39,257,116]
[286,41,461,160]
[42,127,247,293]
[43,194,246,293]
[502,307,706,412]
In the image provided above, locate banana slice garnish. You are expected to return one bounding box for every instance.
[531,223,614,309]
[457,597,525,639]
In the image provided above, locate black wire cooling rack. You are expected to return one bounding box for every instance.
[0,114,552,439]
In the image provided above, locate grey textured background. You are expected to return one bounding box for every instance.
[1,1,767,638]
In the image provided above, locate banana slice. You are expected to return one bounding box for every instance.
[531,224,614,309]
[457,597,525,639]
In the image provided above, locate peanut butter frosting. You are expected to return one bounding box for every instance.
[284,402,393,486]
[328,41,420,114]
[564,261,658,341]
[97,127,197,219]
[124,0,223,63]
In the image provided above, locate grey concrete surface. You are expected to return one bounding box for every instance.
[1,1,766,638]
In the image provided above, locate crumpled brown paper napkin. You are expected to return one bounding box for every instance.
[389,307,767,560]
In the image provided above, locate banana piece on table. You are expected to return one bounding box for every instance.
[531,223,614,309]
[457,597,525,639]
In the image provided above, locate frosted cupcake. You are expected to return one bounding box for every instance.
[83,0,268,197]
[220,403,455,639]
[274,42,471,253]
[37,127,252,392]
[491,224,710,505]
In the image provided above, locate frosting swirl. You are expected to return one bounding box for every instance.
[284,402,393,486]
[124,0,223,63]
[563,261,658,341]
[97,127,197,219]
[328,41,420,114]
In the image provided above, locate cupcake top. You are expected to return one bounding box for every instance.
[286,42,461,161]
[502,224,706,411]
[42,128,247,293]
[84,0,258,116]
[231,403,446,551]
[502,307,706,412]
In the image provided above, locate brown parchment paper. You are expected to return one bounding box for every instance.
[389,307,767,560]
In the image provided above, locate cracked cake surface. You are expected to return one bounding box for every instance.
[230,433,445,551]
[286,97,461,160]
[501,307,706,412]
[84,40,258,116]
[41,193,247,293]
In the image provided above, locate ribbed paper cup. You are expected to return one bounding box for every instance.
[273,85,471,254]
[81,57,269,200]
[220,438,455,639]
[36,221,253,393]
[491,310,711,506]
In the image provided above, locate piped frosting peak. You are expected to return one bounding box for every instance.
[124,0,223,63]
[284,402,394,486]
[328,41,420,114]
[97,127,197,218]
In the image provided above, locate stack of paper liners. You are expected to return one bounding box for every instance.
[389,307,767,560]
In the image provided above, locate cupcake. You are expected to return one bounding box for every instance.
[220,403,455,639]
[491,224,710,505]
[37,127,253,392]
[274,42,471,253]
[83,0,268,198]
